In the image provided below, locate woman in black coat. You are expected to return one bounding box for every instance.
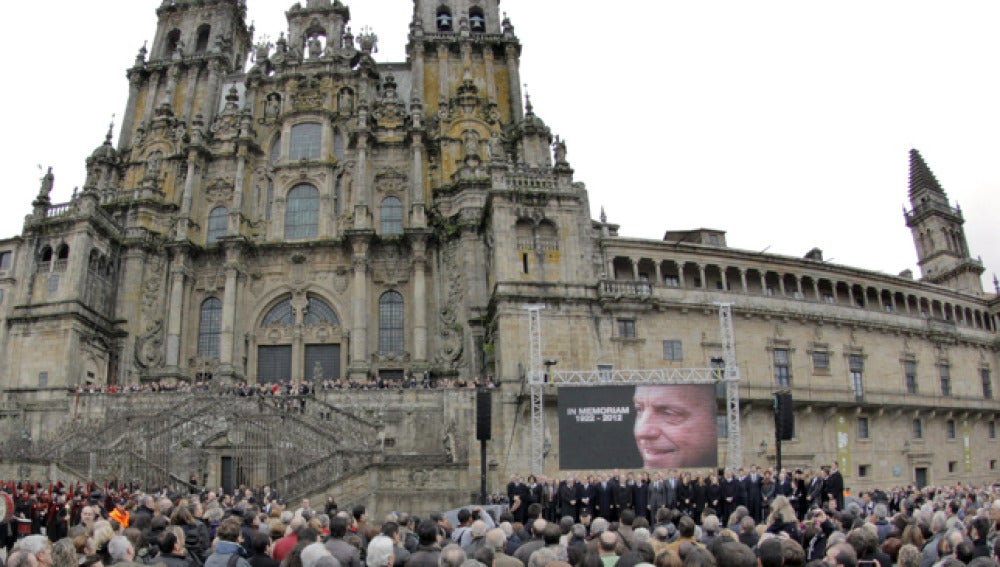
[691,473,707,521]
[676,472,692,517]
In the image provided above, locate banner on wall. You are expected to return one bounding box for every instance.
[835,413,851,477]
[963,422,973,472]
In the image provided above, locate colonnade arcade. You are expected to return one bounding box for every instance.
[609,255,998,332]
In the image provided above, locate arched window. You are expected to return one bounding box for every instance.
[165,29,181,58]
[198,298,222,360]
[379,291,404,354]
[381,196,403,236]
[469,7,486,32]
[262,298,295,327]
[207,206,228,244]
[304,295,340,327]
[285,184,320,239]
[290,122,322,160]
[195,24,211,54]
[436,6,453,31]
[56,244,70,260]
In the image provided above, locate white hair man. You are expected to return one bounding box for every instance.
[367,535,396,567]
[301,542,333,567]
[14,536,52,567]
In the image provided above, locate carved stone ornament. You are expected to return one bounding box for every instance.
[205,179,235,204]
[372,246,410,285]
[134,319,164,369]
[375,168,407,195]
[293,76,324,110]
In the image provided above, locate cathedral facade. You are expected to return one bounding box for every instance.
[0,0,998,498]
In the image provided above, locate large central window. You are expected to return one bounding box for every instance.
[198,298,222,360]
[379,291,404,354]
[290,122,322,160]
[285,184,319,239]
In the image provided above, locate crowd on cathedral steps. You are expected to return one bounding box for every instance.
[1,467,999,567]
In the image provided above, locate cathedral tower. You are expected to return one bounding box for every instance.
[904,149,984,293]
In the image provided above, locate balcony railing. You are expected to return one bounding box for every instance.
[601,279,652,298]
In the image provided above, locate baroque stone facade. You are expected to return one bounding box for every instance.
[0,0,998,502]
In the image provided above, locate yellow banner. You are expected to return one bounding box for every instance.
[963,422,972,472]
[836,413,851,477]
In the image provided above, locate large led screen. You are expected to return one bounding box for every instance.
[557,384,718,470]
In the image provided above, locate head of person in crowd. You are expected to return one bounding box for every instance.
[107,535,135,564]
[440,544,467,567]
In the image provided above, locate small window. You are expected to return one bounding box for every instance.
[858,464,870,477]
[939,364,951,397]
[773,349,791,388]
[812,350,830,371]
[662,340,682,361]
[206,206,228,244]
[47,274,59,292]
[912,418,923,439]
[617,319,636,339]
[0,251,11,270]
[857,417,869,440]
[39,371,48,388]
[990,459,997,470]
[947,461,957,473]
[982,368,993,399]
[946,419,956,440]
[904,360,918,394]
[990,420,996,439]
[380,196,403,236]
[521,253,529,274]
[849,354,864,399]
[195,24,211,54]
[290,122,322,161]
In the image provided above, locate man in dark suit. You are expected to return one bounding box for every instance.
[826,462,845,512]
[745,465,763,522]
[506,475,528,523]
[665,470,679,511]
[647,472,667,520]
[806,468,825,512]
[594,475,614,521]
[613,473,635,515]
[578,476,596,519]
[557,477,578,521]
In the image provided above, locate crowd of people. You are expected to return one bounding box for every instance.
[72,377,499,397]
[1,467,999,567]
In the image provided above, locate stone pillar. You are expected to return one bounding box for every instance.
[698,265,707,289]
[632,260,639,281]
[677,264,686,288]
[165,262,187,368]
[411,140,426,227]
[354,135,370,229]
[219,249,240,367]
[177,154,199,241]
[720,270,728,292]
[813,279,821,301]
[506,45,523,122]
[202,60,224,126]
[795,277,803,298]
[120,73,144,149]
[778,275,787,296]
[230,148,246,235]
[411,44,424,102]
[142,71,163,124]
[350,252,369,377]
[740,270,748,293]
[181,63,201,122]
[413,239,428,364]
[437,45,449,101]
[847,286,856,307]
[653,262,662,285]
[483,50,497,104]
[759,273,767,294]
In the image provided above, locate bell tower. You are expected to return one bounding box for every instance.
[904,148,984,293]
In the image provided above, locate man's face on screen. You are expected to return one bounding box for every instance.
[632,385,716,468]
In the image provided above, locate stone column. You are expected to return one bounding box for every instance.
[483,50,497,104]
[795,277,803,298]
[813,279,821,301]
[230,148,246,236]
[413,239,428,363]
[740,269,748,293]
[778,275,787,296]
[437,45,450,101]
[176,154,199,241]
[653,262,662,285]
[411,44,424,102]
[120,73,144,149]
[720,270,728,292]
[202,60,224,126]
[354,135,370,229]
[142,71,163,124]
[181,63,201,122]
[219,248,240,367]
[411,139,426,228]
[760,273,767,295]
[847,285,856,307]
[506,45,523,122]
[165,261,187,368]
[677,264,686,288]
[698,265,707,289]
[350,252,369,376]
[632,260,639,281]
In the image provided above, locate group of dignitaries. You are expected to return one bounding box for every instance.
[506,463,845,527]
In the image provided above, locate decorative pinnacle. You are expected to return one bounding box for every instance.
[524,84,533,116]
[600,207,607,224]
[909,148,945,196]
[105,114,116,145]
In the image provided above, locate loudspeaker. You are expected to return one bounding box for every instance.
[476,390,492,441]
[775,391,794,440]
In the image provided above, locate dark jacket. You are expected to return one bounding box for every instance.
[404,544,441,567]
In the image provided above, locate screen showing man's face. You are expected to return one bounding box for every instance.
[633,384,717,468]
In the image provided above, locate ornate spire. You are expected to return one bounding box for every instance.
[600,207,607,224]
[909,148,945,196]
[105,114,116,146]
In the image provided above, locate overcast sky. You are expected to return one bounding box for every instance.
[3,1,999,294]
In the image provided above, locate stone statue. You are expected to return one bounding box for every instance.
[462,130,480,159]
[308,36,323,59]
[39,167,54,198]
[264,94,281,122]
[553,135,567,164]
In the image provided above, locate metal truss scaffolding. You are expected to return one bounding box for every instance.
[526,303,742,473]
